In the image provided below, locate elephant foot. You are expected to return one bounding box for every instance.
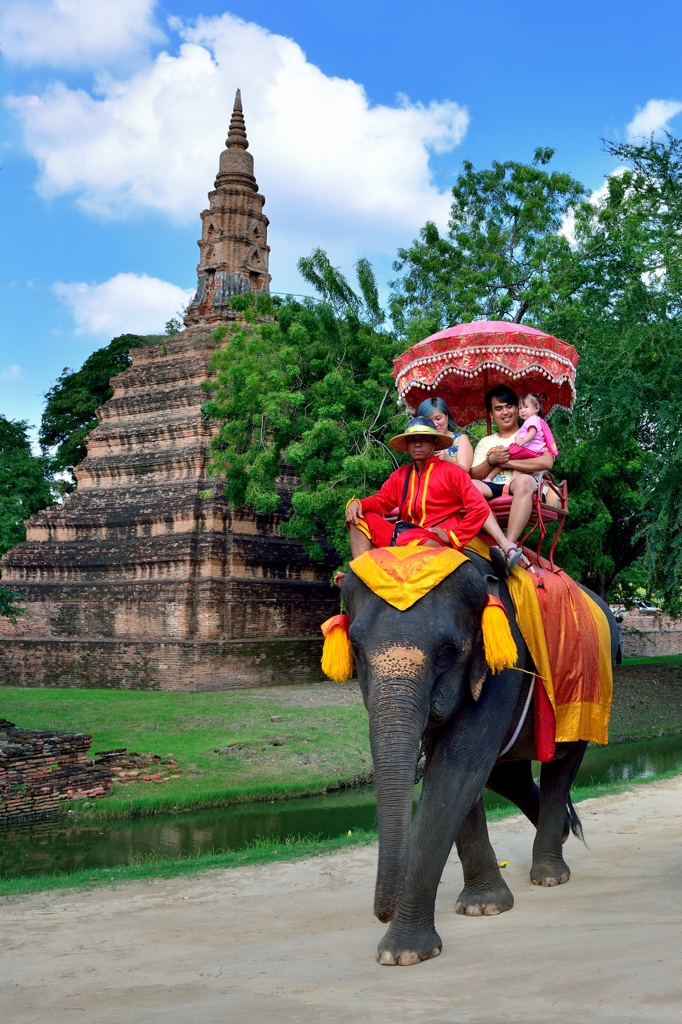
[530,858,570,887]
[455,878,514,917]
[376,922,442,966]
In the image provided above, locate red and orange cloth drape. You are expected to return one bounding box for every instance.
[466,537,612,758]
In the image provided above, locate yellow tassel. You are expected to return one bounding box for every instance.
[320,614,354,683]
[481,598,518,674]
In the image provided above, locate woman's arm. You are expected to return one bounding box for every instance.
[454,434,473,473]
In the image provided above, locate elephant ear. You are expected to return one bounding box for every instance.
[468,627,488,701]
[468,575,507,700]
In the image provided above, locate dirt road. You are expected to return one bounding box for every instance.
[3,777,682,1024]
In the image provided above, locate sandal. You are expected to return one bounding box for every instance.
[505,547,524,574]
[489,546,523,578]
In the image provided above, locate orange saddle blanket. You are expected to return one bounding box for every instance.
[466,537,613,759]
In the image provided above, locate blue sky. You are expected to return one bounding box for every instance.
[1,0,681,435]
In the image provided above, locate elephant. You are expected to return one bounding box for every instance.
[341,549,617,967]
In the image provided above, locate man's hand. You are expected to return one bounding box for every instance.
[486,446,510,467]
[345,500,364,526]
[430,527,450,545]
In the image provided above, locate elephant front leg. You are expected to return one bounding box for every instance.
[377,737,503,964]
[454,796,514,916]
[531,741,587,886]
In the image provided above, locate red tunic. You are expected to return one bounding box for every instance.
[355,457,490,549]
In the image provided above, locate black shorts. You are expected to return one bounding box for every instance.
[485,481,505,499]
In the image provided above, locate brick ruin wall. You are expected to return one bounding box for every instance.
[621,613,682,658]
[0,719,112,825]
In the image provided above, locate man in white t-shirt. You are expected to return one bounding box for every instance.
[470,385,555,564]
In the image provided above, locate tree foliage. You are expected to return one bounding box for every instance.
[0,415,54,619]
[390,148,586,341]
[40,333,165,475]
[203,253,402,561]
[545,135,682,607]
[0,415,54,555]
[0,585,25,622]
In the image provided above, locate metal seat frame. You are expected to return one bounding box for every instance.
[488,471,568,571]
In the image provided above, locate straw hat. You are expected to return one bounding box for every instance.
[389,416,452,453]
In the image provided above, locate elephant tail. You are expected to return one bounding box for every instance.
[566,796,585,845]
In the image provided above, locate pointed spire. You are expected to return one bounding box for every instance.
[225,89,249,150]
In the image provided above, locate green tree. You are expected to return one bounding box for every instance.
[0,416,54,554]
[0,415,54,619]
[390,147,586,341]
[40,333,165,477]
[203,253,402,561]
[545,134,682,607]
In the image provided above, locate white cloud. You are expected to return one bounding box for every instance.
[0,365,24,381]
[0,0,163,68]
[53,273,193,336]
[6,12,468,290]
[627,99,682,140]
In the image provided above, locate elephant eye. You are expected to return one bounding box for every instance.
[434,644,457,675]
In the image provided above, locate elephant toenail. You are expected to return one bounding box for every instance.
[397,950,421,966]
[378,950,397,965]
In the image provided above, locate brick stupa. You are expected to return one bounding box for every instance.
[0,92,339,691]
[184,88,271,326]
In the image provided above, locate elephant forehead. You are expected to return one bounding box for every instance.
[368,645,426,675]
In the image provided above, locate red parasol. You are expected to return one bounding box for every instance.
[393,321,579,427]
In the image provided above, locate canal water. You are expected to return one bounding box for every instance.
[3,733,682,879]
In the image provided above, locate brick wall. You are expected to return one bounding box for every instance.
[0,720,112,825]
[0,636,326,690]
[621,613,682,657]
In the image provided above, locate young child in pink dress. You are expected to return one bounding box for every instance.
[506,393,559,460]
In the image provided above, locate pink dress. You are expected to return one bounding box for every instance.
[507,415,559,459]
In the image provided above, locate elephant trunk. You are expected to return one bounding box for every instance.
[369,684,424,923]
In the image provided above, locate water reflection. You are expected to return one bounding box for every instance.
[3,733,682,879]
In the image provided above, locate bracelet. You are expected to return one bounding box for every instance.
[486,454,494,466]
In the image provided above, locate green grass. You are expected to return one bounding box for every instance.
[1,686,372,820]
[622,654,682,666]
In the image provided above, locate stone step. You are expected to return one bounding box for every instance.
[111,356,210,395]
[4,546,219,585]
[74,444,210,487]
[97,384,204,422]
[4,529,331,575]
[86,415,215,456]
[130,328,221,366]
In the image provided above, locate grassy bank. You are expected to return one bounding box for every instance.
[2,767,681,899]
[0,685,372,820]
[2,658,682,823]
[609,662,682,741]
[623,654,682,666]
